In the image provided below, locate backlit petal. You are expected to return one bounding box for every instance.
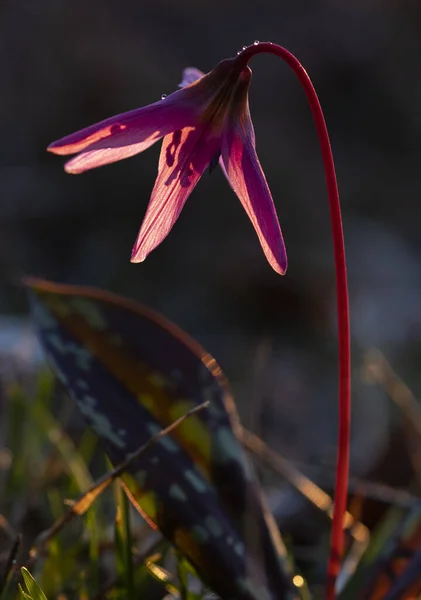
[179,67,204,88]
[48,90,200,174]
[131,126,220,262]
[48,58,241,175]
[221,105,287,275]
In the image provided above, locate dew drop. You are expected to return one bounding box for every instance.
[254,40,260,45]
[237,51,241,55]
[242,45,247,50]
[161,93,167,100]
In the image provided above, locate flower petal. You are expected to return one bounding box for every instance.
[178,67,204,88]
[131,126,220,262]
[48,58,241,175]
[48,90,200,174]
[221,111,287,275]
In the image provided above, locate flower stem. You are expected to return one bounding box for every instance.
[238,42,351,600]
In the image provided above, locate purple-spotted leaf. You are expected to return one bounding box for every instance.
[26,278,296,600]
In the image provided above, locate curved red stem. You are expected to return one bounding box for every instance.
[238,42,351,600]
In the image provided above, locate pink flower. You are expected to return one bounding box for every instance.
[48,58,287,274]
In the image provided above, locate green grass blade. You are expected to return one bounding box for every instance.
[18,584,32,600]
[20,568,48,600]
[114,482,134,598]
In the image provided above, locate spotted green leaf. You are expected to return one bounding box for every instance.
[26,278,298,600]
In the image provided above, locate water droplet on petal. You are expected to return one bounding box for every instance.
[161,93,167,100]
[242,46,247,50]
[237,51,241,55]
[254,40,260,45]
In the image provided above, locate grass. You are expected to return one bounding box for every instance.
[1,315,421,599]
[0,369,192,599]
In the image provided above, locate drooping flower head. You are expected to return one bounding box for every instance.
[48,56,287,274]
[48,43,351,598]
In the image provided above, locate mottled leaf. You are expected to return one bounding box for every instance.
[26,278,297,600]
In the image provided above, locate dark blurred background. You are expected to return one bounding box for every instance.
[1,0,421,505]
